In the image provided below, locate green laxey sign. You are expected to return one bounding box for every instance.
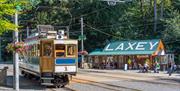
[89,39,165,56]
[78,35,86,40]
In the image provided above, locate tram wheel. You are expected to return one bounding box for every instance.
[27,74,33,79]
[23,72,28,78]
[60,85,65,88]
[55,85,60,88]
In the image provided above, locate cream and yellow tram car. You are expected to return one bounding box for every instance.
[19,34,78,87]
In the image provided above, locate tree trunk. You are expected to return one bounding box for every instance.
[153,0,157,33]
[160,0,164,19]
[140,0,146,36]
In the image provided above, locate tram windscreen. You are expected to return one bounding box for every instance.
[55,44,76,57]
[67,45,76,57]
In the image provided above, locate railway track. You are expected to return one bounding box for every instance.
[49,86,77,91]
[78,71,180,86]
[4,65,179,91]
[72,78,141,91]
[7,67,78,91]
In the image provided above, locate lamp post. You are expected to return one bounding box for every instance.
[80,17,84,68]
[0,37,1,62]
[13,4,20,91]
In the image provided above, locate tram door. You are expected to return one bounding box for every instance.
[40,40,54,73]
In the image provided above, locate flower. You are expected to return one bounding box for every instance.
[78,50,88,55]
[6,42,25,54]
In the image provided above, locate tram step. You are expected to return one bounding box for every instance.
[41,77,54,80]
[41,83,54,86]
[41,78,53,84]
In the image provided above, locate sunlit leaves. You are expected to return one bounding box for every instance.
[0,19,17,34]
[0,0,17,34]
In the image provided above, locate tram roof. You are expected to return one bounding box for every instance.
[24,39,77,45]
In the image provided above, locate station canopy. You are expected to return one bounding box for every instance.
[89,39,165,56]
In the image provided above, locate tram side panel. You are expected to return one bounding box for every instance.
[19,41,41,77]
[19,56,40,76]
[54,58,78,75]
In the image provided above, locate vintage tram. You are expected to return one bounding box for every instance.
[19,25,78,87]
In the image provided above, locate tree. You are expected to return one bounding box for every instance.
[162,10,180,64]
[21,0,180,63]
[0,0,17,34]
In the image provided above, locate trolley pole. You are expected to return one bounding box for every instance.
[80,16,84,68]
[26,26,29,38]
[66,26,69,39]
[13,8,19,91]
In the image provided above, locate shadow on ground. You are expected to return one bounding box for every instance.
[157,77,180,84]
[5,76,46,90]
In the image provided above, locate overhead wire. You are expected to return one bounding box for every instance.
[60,3,115,26]
[69,22,163,37]
[61,3,160,31]
[85,24,120,39]
[96,17,161,29]
[89,22,163,30]
[59,2,164,37]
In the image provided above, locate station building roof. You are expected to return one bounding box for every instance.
[89,39,165,56]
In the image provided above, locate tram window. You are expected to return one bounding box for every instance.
[32,45,36,56]
[43,43,52,56]
[55,44,65,57]
[67,45,76,57]
[29,45,32,56]
[37,44,40,56]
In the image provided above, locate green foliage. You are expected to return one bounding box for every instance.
[19,0,180,63]
[161,10,180,64]
[163,10,180,40]
[0,0,17,34]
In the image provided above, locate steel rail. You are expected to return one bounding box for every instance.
[72,78,140,91]
[78,71,180,86]
[81,72,179,86]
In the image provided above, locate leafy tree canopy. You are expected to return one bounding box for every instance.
[0,0,16,34]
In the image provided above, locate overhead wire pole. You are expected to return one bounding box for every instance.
[80,16,84,68]
[14,3,19,91]
[66,26,70,38]
[26,26,29,38]
[154,0,157,33]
